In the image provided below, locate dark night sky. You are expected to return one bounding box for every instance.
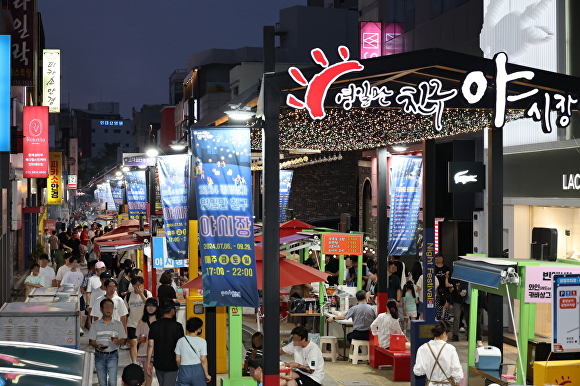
[37,1,305,118]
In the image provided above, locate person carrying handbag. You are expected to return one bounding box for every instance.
[175,317,211,386]
[413,320,463,386]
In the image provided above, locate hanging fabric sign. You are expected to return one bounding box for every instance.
[279,170,294,223]
[191,127,259,308]
[126,170,147,220]
[388,155,423,256]
[158,155,190,260]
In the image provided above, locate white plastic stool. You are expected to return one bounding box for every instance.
[319,336,338,362]
[348,339,370,364]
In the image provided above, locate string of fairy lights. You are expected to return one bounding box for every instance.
[250,107,525,151]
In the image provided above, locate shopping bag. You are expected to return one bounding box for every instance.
[390,334,406,351]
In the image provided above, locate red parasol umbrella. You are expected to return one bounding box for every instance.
[254,219,313,242]
[181,246,329,290]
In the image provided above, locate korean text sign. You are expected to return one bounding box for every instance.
[322,233,363,255]
[126,170,147,220]
[552,274,580,353]
[158,155,190,260]
[23,106,49,178]
[47,152,62,205]
[525,266,580,303]
[191,128,259,308]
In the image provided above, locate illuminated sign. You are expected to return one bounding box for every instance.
[10,0,34,86]
[383,23,404,56]
[23,106,49,178]
[100,120,124,126]
[42,49,60,113]
[48,152,62,205]
[68,175,77,190]
[69,138,78,176]
[448,162,485,193]
[359,22,381,59]
[0,35,9,152]
[286,47,579,132]
[322,233,363,255]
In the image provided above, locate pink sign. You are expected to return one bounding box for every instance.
[360,22,382,59]
[525,265,580,303]
[23,106,49,178]
[383,23,405,56]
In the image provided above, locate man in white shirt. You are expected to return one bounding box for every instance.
[86,261,107,308]
[38,254,55,288]
[91,278,129,338]
[54,252,72,287]
[88,271,111,314]
[279,325,325,386]
[61,258,84,287]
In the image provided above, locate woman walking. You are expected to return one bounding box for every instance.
[175,317,211,385]
[413,320,463,385]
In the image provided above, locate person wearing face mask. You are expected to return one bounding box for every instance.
[135,298,158,386]
[175,317,211,386]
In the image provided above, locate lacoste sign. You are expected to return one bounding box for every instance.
[448,162,485,193]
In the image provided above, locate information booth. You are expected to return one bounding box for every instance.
[452,255,580,385]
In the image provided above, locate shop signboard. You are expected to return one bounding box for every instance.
[23,106,49,178]
[526,266,580,303]
[448,162,485,193]
[552,274,580,352]
[47,152,62,205]
[322,233,363,255]
[68,175,77,190]
[359,22,381,59]
[158,155,190,260]
[286,46,578,133]
[42,49,61,113]
[0,35,9,152]
[190,128,259,308]
[10,0,34,87]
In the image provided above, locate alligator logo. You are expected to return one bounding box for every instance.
[454,170,478,185]
[286,46,364,120]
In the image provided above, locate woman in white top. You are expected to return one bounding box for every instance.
[413,320,463,385]
[370,299,404,349]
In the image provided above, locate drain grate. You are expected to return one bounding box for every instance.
[340,381,373,386]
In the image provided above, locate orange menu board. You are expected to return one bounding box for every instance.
[322,233,363,255]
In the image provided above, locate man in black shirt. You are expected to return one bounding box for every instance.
[324,255,339,286]
[146,299,184,386]
[434,253,452,321]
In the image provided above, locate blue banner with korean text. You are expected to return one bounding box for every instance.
[388,155,423,256]
[158,155,190,260]
[191,128,259,308]
[110,182,124,207]
[126,170,147,220]
[279,170,294,222]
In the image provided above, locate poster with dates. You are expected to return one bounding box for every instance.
[191,128,259,308]
[552,274,580,352]
[158,155,190,260]
[279,170,293,222]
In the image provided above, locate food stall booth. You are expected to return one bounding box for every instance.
[452,255,580,385]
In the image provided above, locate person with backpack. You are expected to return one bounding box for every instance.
[125,276,151,362]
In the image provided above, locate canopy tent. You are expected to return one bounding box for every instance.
[94,219,148,253]
[254,219,313,242]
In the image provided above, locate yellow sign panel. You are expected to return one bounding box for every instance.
[47,152,62,205]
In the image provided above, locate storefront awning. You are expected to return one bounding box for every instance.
[452,255,518,289]
[98,243,142,253]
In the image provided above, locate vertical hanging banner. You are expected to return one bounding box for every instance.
[360,22,382,59]
[158,155,190,260]
[47,152,62,205]
[279,170,294,222]
[110,181,124,207]
[388,155,423,256]
[42,49,60,113]
[10,0,34,87]
[191,128,259,308]
[23,106,49,178]
[126,170,147,220]
[0,35,10,152]
[69,138,78,177]
[102,182,116,210]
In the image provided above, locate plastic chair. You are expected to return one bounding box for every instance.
[319,336,338,362]
[348,339,370,364]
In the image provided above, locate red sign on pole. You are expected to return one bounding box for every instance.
[322,233,363,255]
[23,106,49,178]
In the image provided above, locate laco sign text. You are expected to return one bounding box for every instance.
[287,46,578,133]
[562,174,580,190]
